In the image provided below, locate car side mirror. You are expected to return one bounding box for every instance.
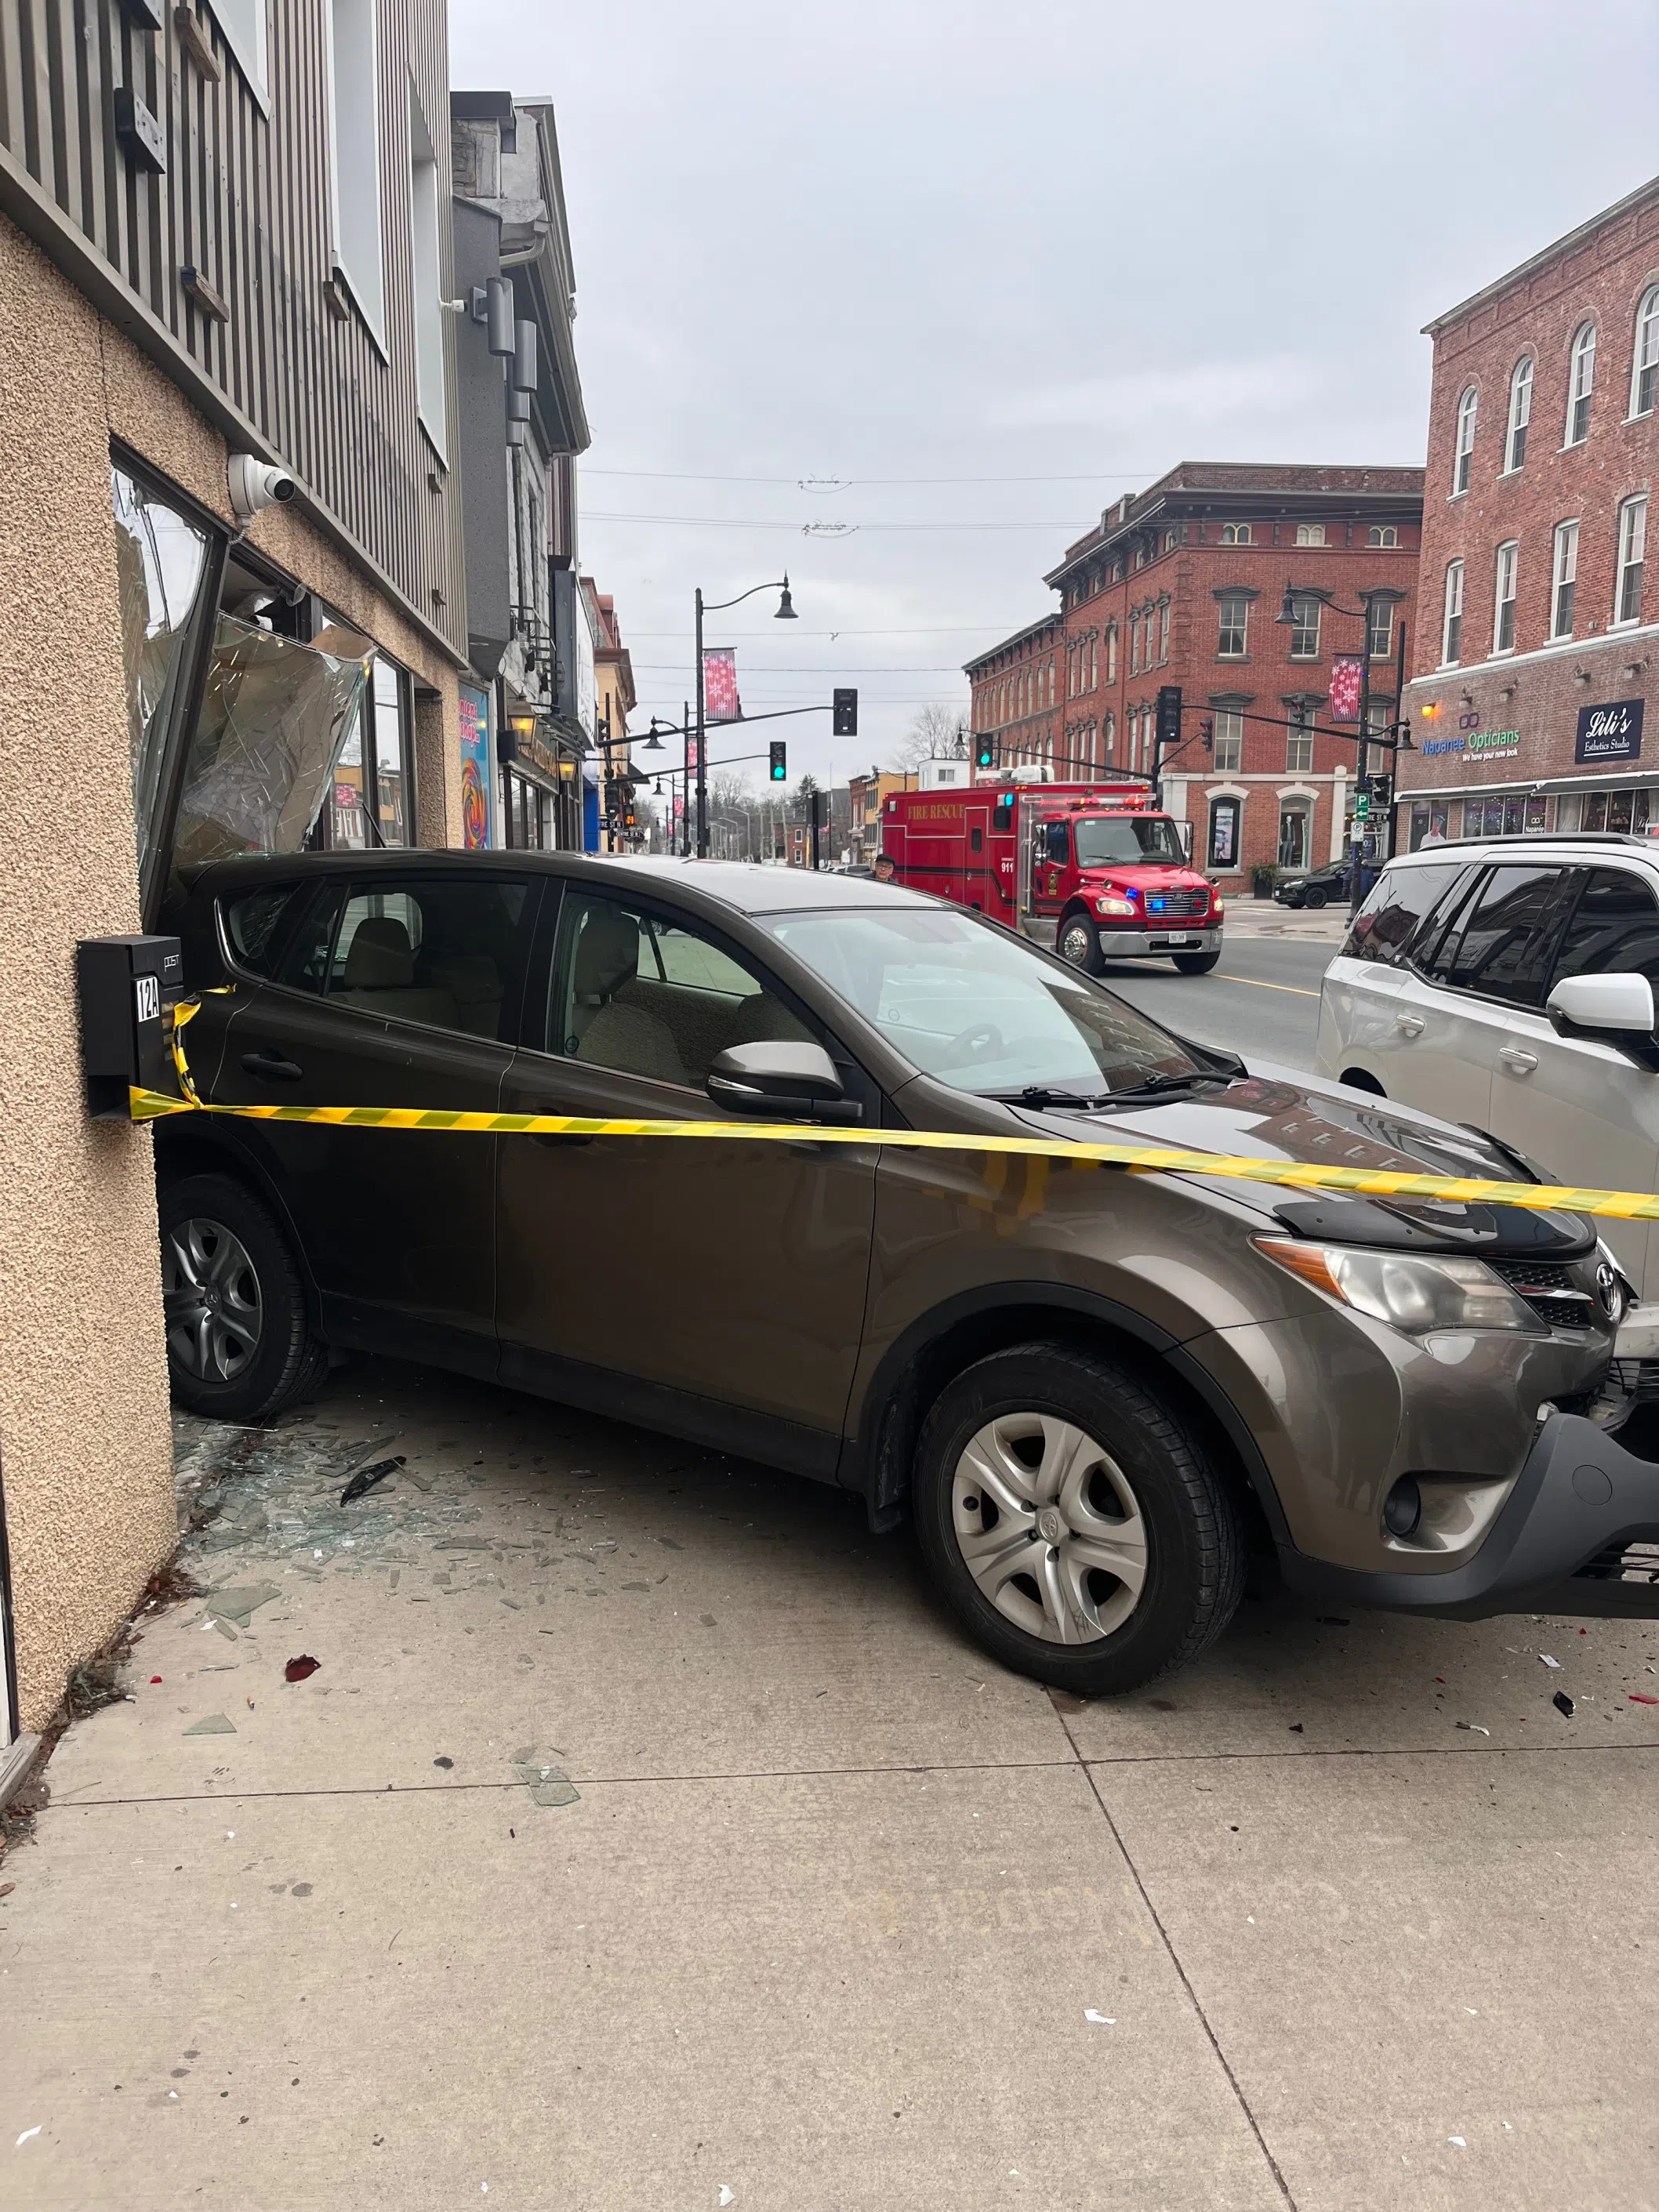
[1546,971,1659,1066]
[706,1040,860,1122]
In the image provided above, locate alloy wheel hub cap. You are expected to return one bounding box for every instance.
[1037,1505,1065,1545]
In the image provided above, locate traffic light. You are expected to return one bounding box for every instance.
[833,687,859,738]
[1366,771,1393,803]
[1155,685,1182,752]
[769,741,788,782]
[975,731,997,771]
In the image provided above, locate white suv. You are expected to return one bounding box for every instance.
[1317,834,1659,1300]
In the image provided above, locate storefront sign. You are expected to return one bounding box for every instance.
[458,683,493,850]
[1421,734,1465,756]
[1465,728,1520,758]
[1576,698,1644,765]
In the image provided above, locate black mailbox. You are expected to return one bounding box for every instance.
[76,934,184,1118]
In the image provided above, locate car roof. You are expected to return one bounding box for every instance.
[178,847,938,918]
[1385,833,1659,868]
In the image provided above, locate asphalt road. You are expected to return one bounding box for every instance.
[1100,935,1336,1073]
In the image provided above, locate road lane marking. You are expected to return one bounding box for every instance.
[1218,973,1321,999]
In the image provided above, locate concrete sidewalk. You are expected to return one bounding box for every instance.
[4,1357,1659,2210]
[1221,901,1352,945]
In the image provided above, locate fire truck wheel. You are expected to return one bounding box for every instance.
[1058,912,1105,975]
[1172,952,1222,975]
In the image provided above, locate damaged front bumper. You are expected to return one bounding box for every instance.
[1280,1411,1659,1620]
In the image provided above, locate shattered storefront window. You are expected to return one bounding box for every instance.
[111,466,213,884]
[172,617,371,870]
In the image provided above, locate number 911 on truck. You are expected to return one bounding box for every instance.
[878,778,1225,976]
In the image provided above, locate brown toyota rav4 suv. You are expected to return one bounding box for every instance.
[156,852,1659,1693]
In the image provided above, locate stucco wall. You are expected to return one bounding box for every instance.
[0,210,463,1729]
[0,214,180,1729]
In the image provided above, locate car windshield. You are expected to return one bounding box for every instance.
[763,906,1203,1097]
[1073,815,1184,865]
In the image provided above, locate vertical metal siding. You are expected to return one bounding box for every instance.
[0,0,465,662]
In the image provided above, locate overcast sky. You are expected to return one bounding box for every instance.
[450,0,1659,790]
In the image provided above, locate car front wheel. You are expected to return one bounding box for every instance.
[1302,884,1327,909]
[912,1344,1244,1694]
[1058,912,1105,974]
[158,1173,325,1423]
[1172,950,1221,974]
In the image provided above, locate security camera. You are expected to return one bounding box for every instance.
[227,453,298,522]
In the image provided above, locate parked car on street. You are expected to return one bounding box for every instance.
[156,852,1659,1693]
[1317,832,1659,1304]
[1274,858,1378,910]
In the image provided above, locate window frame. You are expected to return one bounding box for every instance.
[1503,355,1534,473]
[1552,519,1579,639]
[1206,792,1242,870]
[1566,320,1595,445]
[1365,597,1393,660]
[1211,708,1243,774]
[1631,286,1659,419]
[1441,559,1464,666]
[324,0,388,353]
[204,0,270,108]
[1367,525,1399,549]
[1493,540,1519,654]
[1220,522,1251,546]
[1294,522,1327,547]
[1287,595,1320,660]
[407,80,447,462]
[1615,494,1647,626]
[1454,386,1477,493]
[1285,706,1315,777]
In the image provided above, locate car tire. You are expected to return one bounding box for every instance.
[1172,951,1221,974]
[912,1343,1245,1695]
[1303,885,1327,910]
[1058,912,1105,975]
[158,1173,324,1423]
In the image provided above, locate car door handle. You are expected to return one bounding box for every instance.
[1499,1046,1539,1073]
[240,1050,304,1082]
[1394,1014,1425,1037]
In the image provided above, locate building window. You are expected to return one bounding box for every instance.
[329,653,413,849]
[1288,595,1320,659]
[1365,597,1393,660]
[1129,615,1141,676]
[1566,321,1596,444]
[1207,794,1241,870]
[1494,540,1518,652]
[1216,593,1248,657]
[1158,600,1171,662]
[1211,709,1243,774]
[1454,385,1477,492]
[326,0,386,344]
[1616,495,1647,624]
[1105,624,1117,683]
[1286,705,1314,775]
[1552,520,1579,638]
[1294,523,1326,546]
[206,0,268,99]
[1103,710,1115,761]
[1632,287,1659,418]
[1504,355,1533,472]
[408,86,445,459]
[1134,545,1146,570]
[1088,634,1098,688]
[1442,559,1464,665]
[1277,797,1312,872]
[1219,523,1251,546]
[1367,525,1398,548]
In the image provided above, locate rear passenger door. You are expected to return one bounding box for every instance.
[1487,865,1659,1295]
[496,885,878,1467]
[216,869,535,1369]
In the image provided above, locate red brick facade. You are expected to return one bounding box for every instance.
[967,463,1423,889]
[1400,175,1659,846]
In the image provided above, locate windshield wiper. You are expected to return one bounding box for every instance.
[1105,1069,1239,1098]
[996,1084,1116,1108]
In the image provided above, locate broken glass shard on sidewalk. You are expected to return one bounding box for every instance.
[183,1714,238,1736]
[205,1583,282,1629]
[509,1746,579,1808]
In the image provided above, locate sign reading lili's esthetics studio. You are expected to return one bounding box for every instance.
[1576,698,1645,765]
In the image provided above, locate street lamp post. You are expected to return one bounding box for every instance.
[695,575,797,858]
[1276,582,1398,917]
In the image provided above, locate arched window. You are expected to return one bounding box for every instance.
[1632,288,1659,418]
[1505,357,1533,472]
[1220,522,1251,545]
[1367,525,1398,548]
[1454,386,1477,492]
[1566,321,1596,444]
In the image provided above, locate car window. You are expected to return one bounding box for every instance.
[1552,868,1659,988]
[1442,865,1567,1005]
[222,884,298,977]
[546,892,813,1091]
[320,878,528,1039]
[763,905,1201,1097]
[1414,868,1490,986]
[1341,861,1465,966]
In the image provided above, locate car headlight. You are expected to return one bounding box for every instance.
[1095,894,1138,916]
[1255,1238,1545,1336]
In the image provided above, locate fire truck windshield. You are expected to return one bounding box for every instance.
[764,906,1202,1099]
[1071,814,1185,866]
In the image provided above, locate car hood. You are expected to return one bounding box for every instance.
[1011,1061,1597,1258]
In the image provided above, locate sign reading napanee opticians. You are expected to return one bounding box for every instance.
[1575,698,1645,766]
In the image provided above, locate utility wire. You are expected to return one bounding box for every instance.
[583,467,1152,487]
[586,513,1085,531]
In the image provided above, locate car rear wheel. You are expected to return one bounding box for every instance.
[1058,912,1105,975]
[912,1344,1245,1694]
[158,1173,325,1423]
[1302,884,1327,909]
[1172,950,1221,974]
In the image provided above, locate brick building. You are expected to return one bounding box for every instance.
[1399,176,1659,847]
[967,464,1423,888]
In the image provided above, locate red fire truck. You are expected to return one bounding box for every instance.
[878,778,1223,974]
